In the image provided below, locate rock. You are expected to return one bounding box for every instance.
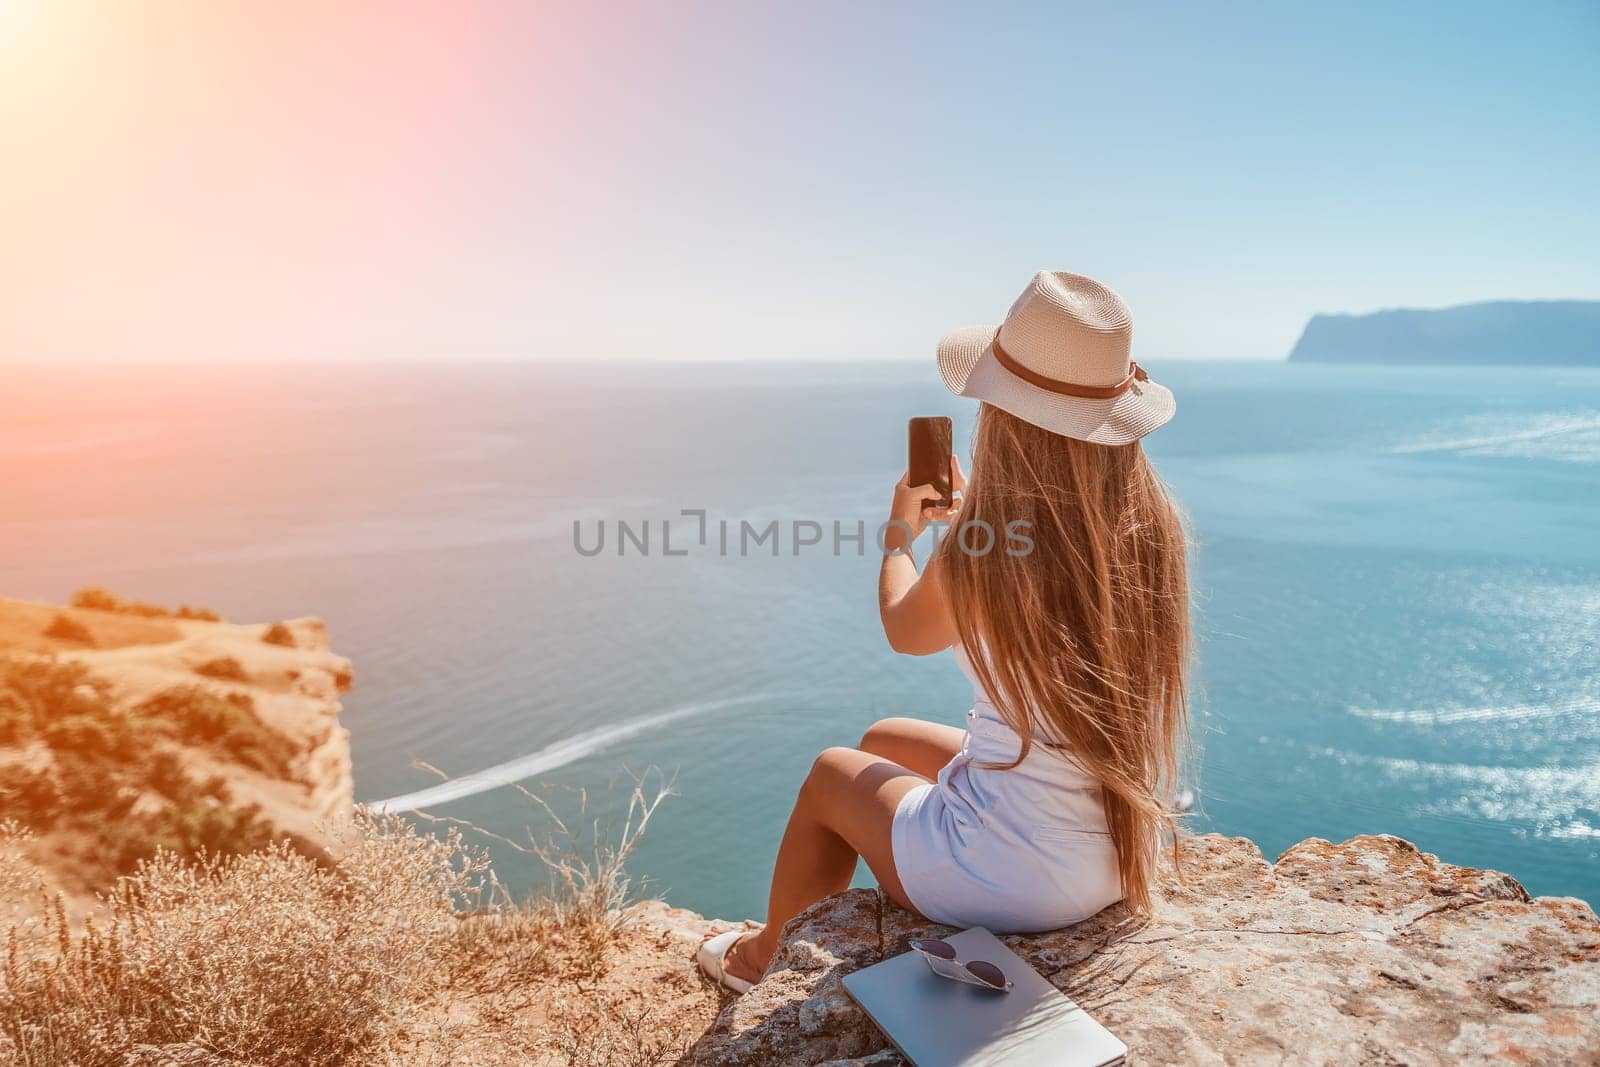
[688,834,1600,1066]
[695,885,887,1064]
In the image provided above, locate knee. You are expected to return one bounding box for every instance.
[859,716,913,753]
[801,746,856,798]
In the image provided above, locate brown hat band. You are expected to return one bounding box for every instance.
[990,329,1148,400]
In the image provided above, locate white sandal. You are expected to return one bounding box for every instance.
[697,929,757,994]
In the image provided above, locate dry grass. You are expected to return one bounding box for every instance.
[0,603,717,1059]
[413,773,706,1064]
[1,814,489,1066]
[424,768,673,983]
[0,825,49,963]
[0,768,711,1065]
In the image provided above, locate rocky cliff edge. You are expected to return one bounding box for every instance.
[679,833,1599,1065]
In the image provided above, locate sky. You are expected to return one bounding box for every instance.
[1,1,1596,363]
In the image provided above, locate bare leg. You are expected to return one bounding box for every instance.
[858,716,965,779]
[722,746,928,983]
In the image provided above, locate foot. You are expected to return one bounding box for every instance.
[721,929,767,986]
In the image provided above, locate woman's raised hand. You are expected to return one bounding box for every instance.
[888,455,965,547]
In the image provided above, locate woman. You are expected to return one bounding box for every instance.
[699,270,1190,993]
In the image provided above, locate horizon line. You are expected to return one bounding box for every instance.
[0,353,1292,367]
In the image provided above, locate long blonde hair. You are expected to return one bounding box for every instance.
[936,403,1191,914]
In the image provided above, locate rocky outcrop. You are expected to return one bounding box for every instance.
[232,615,356,825]
[688,834,1600,1066]
[0,596,355,903]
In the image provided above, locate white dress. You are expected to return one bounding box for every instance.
[889,643,1123,931]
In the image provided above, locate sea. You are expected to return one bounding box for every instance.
[2,359,1596,916]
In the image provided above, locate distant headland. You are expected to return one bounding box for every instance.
[1288,299,1600,365]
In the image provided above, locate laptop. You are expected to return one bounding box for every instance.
[842,927,1127,1067]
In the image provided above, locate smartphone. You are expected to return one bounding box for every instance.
[908,417,954,509]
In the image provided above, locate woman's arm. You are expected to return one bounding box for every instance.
[878,459,965,656]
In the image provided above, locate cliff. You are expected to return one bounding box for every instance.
[0,594,354,904]
[1287,300,1600,364]
[5,597,1596,1063]
[683,834,1600,1065]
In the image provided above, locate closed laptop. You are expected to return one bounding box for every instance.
[842,926,1126,1067]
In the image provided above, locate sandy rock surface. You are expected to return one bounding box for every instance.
[688,834,1600,1066]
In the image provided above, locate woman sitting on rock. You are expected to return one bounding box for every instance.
[700,271,1192,992]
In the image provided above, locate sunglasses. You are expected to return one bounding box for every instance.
[909,938,1013,992]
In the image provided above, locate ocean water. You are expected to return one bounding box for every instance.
[2,360,1596,916]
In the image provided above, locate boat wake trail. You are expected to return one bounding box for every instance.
[366,693,768,814]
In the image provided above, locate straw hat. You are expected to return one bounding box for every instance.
[936,271,1174,444]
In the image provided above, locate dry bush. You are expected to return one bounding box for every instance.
[0,824,49,961]
[109,791,278,875]
[0,814,488,1066]
[0,823,38,903]
[0,657,105,747]
[42,613,94,646]
[549,992,686,1067]
[192,657,248,682]
[174,606,222,622]
[69,587,220,622]
[261,623,296,648]
[133,685,298,779]
[70,586,159,616]
[0,659,287,881]
[1,698,686,1066]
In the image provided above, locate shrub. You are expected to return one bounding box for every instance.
[550,993,689,1067]
[110,797,277,873]
[0,693,27,747]
[0,660,291,881]
[0,822,50,961]
[193,656,248,681]
[197,774,230,801]
[0,768,682,1063]
[133,686,298,778]
[261,622,296,647]
[69,585,166,617]
[0,815,488,1066]
[146,749,192,798]
[67,585,125,612]
[42,613,94,645]
[0,765,61,826]
[69,586,219,621]
[40,714,122,758]
[0,657,106,743]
